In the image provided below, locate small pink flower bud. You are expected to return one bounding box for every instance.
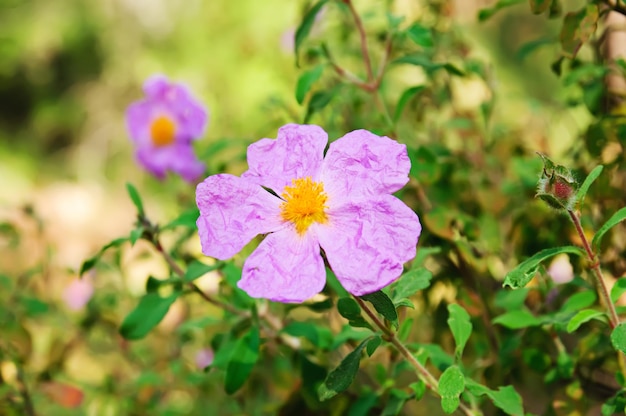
[536,153,578,211]
[547,254,574,284]
[63,277,94,311]
[195,348,214,370]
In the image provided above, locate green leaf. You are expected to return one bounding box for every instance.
[162,207,199,230]
[304,87,337,123]
[529,0,551,14]
[592,207,626,250]
[410,380,426,401]
[516,37,556,61]
[566,309,604,333]
[282,322,331,349]
[465,380,524,415]
[493,310,544,329]
[503,246,585,289]
[576,165,603,208]
[494,288,529,311]
[296,64,324,104]
[438,365,465,414]
[360,290,398,329]
[366,335,382,357]
[382,388,411,416]
[119,292,180,340]
[398,317,414,342]
[477,0,524,21]
[129,226,144,246]
[561,291,597,313]
[394,86,425,122]
[392,268,433,301]
[337,298,372,330]
[125,182,145,216]
[80,237,129,276]
[611,279,626,303]
[183,260,222,283]
[393,54,464,76]
[225,326,260,394]
[295,0,328,64]
[447,304,472,359]
[560,5,599,59]
[611,323,626,354]
[406,23,433,48]
[318,336,373,401]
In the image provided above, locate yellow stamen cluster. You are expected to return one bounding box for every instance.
[150,115,176,147]
[280,177,328,235]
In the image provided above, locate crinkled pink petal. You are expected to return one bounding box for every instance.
[241,124,327,192]
[320,130,410,204]
[196,174,283,260]
[239,229,325,303]
[318,195,421,296]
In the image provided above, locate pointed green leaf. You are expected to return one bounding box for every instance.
[337,298,373,330]
[183,260,222,282]
[360,290,398,329]
[611,323,626,354]
[561,291,597,313]
[162,207,200,230]
[410,380,426,401]
[566,309,604,333]
[394,86,425,122]
[225,326,260,394]
[318,336,373,401]
[465,380,524,415]
[438,365,465,414]
[129,226,144,246]
[406,23,433,48]
[125,182,145,216]
[503,246,585,289]
[80,237,129,275]
[366,335,382,357]
[392,268,433,300]
[296,64,324,104]
[611,279,626,303]
[447,304,472,359]
[119,292,180,340]
[295,0,328,64]
[592,207,626,251]
[493,310,544,329]
[304,87,337,123]
[576,165,603,209]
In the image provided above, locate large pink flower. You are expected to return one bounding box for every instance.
[126,75,208,182]
[196,124,421,303]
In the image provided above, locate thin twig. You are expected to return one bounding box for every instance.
[345,0,374,82]
[354,296,476,416]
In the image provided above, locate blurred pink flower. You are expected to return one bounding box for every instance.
[196,124,421,303]
[195,348,214,369]
[126,75,208,182]
[547,254,574,284]
[63,277,94,310]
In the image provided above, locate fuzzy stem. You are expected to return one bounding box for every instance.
[567,210,620,328]
[354,296,477,416]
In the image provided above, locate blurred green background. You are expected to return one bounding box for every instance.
[2,0,623,414]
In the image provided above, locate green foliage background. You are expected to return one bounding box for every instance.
[1,0,626,414]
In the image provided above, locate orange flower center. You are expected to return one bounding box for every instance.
[280,177,328,235]
[150,116,176,147]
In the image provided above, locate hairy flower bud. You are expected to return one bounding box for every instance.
[536,153,578,211]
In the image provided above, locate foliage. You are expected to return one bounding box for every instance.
[1,0,626,415]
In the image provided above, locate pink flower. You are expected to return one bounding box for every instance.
[195,124,421,303]
[195,348,214,369]
[547,254,574,284]
[126,75,208,182]
[63,277,94,310]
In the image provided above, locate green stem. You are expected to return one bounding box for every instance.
[354,296,477,416]
[567,210,619,329]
